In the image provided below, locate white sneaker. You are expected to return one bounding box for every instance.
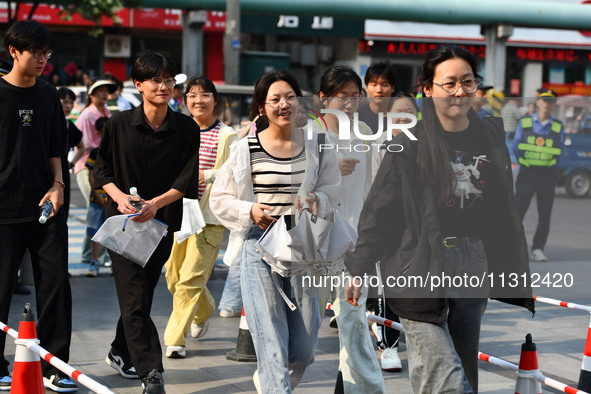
[219,309,241,318]
[190,320,209,339]
[381,347,402,372]
[531,249,548,262]
[165,345,186,358]
[86,260,99,277]
[253,370,261,394]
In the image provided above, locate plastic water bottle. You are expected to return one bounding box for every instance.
[38,200,54,224]
[129,187,143,212]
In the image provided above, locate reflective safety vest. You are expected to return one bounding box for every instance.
[415,91,423,121]
[517,117,563,167]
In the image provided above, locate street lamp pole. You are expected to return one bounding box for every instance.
[224,0,240,84]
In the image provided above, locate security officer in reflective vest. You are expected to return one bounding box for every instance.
[511,88,564,262]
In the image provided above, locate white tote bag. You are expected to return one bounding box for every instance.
[254,209,357,277]
[254,209,357,310]
[92,214,169,267]
[174,198,206,243]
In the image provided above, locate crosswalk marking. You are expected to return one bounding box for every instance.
[68,207,86,266]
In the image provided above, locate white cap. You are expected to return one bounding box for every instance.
[88,80,117,95]
[130,187,137,195]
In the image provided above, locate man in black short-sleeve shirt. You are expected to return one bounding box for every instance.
[94,50,199,394]
[0,21,75,392]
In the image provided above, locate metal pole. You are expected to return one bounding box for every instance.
[483,24,512,92]
[224,0,240,84]
[182,10,207,78]
[141,0,591,31]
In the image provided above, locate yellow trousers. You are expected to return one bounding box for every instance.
[164,224,225,346]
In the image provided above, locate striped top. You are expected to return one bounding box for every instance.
[249,134,306,218]
[198,119,221,200]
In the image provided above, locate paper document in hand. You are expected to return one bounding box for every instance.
[175,198,206,243]
[92,214,168,266]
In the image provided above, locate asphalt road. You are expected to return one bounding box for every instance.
[3,182,590,393]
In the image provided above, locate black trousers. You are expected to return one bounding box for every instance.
[109,230,174,379]
[515,167,557,251]
[367,298,400,348]
[0,211,72,377]
[376,298,400,348]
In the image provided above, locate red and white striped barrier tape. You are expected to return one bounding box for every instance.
[0,321,18,339]
[325,302,586,392]
[532,294,591,377]
[479,352,588,394]
[533,295,591,313]
[0,320,114,394]
[326,302,405,332]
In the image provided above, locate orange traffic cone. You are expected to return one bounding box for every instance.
[578,319,591,391]
[226,307,257,362]
[11,303,43,394]
[514,334,542,394]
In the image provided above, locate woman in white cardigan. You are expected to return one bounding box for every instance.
[210,71,340,393]
[163,77,238,359]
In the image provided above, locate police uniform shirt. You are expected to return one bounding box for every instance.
[511,112,565,165]
[93,104,200,232]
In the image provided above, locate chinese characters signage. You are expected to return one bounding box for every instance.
[360,40,591,65]
[510,47,584,63]
[359,40,486,59]
[241,14,363,38]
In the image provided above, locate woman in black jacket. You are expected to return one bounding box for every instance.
[344,45,534,393]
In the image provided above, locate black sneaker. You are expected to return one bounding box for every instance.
[141,369,165,394]
[43,372,77,392]
[329,316,338,329]
[105,349,139,379]
[13,283,31,295]
[0,367,10,391]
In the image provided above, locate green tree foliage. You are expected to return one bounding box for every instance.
[6,0,141,33]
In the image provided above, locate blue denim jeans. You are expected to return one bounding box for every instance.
[334,281,385,394]
[241,225,320,393]
[400,239,488,394]
[441,239,489,299]
[219,259,242,313]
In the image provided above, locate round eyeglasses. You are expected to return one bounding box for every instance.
[332,96,361,105]
[148,77,176,88]
[265,96,298,110]
[186,92,214,100]
[432,77,482,96]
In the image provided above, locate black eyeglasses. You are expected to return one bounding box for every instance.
[29,49,53,60]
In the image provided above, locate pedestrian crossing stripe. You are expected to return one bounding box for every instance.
[68,207,86,265]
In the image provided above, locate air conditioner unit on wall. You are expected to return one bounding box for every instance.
[104,35,131,58]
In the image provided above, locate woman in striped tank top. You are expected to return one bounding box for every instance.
[163,77,238,359]
[210,71,341,393]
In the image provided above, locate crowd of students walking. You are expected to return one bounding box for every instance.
[2,19,566,394]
